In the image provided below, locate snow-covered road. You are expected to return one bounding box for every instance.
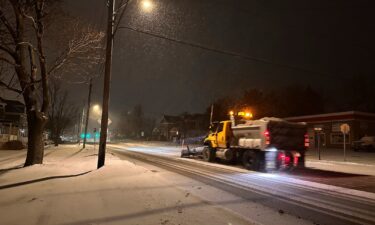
[109,142,375,225]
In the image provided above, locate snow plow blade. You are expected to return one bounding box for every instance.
[180,146,205,158]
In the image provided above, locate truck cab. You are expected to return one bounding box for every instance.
[204,121,232,149]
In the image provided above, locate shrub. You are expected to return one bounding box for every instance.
[1,140,25,150]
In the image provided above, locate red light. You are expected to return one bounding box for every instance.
[304,134,310,147]
[294,156,299,166]
[264,130,270,145]
[278,152,292,165]
[278,152,285,161]
[284,155,291,164]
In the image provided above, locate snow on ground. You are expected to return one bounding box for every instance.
[0,145,255,225]
[306,147,375,165]
[117,141,375,176]
[110,143,375,198]
[306,148,375,176]
[305,160,375,176]
[3,143,373,225]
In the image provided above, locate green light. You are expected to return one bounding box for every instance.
[80,133,93,139]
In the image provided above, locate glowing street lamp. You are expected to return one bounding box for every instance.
[92,104,103,118]
[93,104,100,112]
[141,0,154,12]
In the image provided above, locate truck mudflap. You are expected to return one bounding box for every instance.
[265,150,302,171]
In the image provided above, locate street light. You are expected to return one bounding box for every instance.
[93,104,100,113]
[141,0,154,12]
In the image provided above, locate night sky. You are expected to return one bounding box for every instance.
[63,0,375,118]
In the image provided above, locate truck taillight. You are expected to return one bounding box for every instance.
[277,152,291,165]
[304,134,310,147]
[277,152,284,161]
[264,130,270,145]
[294,155,299,166]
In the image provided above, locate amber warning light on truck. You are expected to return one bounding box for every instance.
[229,110,253,118]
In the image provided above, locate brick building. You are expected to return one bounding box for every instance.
[285,111,375,149]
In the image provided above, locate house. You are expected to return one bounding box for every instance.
[285,111,375,149]
[152,115,182,141]
[0,97,27,143]
[153,114,208,141]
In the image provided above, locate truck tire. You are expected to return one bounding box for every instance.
[202,146,215,162]
[242,150,259,171]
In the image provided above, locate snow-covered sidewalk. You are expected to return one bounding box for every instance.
[0,145,252,225]
[305,160,375,176]
[305,148,375,176]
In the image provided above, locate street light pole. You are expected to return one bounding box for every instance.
[78,106,85,145]
[98,0,115,169]
[83,78,93,149]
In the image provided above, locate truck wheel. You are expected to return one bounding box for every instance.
[202,146,215,162]
[242,150,259,171]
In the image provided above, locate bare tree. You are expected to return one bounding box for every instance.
[0,0,104,166]
[47,78,78,146]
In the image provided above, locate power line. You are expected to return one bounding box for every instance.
[118,25,330,77]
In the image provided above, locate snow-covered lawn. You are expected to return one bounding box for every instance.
[0,145,253,225]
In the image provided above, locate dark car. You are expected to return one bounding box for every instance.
[352,136,375,152]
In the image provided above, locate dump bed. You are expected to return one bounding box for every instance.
[267,120,306,151]
[231,117,306,151]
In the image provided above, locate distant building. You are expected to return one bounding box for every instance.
[153,114,208,141]
[285,111,375,149]
[0,97,27,143]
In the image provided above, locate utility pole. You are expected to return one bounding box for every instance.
[93,128,97,150]
[78,106,85,145]
[98,0,115,169]
[83,78,93,149]
[209,104,214,126]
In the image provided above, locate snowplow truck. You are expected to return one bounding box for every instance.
[202,117,308,171]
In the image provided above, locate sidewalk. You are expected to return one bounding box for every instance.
[305,148,375,176]
[0,145,252,225]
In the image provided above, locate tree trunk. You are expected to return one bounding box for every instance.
[53,134,59,146]
[24,110,47,167]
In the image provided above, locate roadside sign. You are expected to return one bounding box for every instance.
[340,123,350,162]
[340,124,350,134]
[314,127,323,132]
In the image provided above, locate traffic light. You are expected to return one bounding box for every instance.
[80,133,92,139]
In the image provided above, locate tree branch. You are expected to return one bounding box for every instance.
[0,44,17,59]
[0,80,22,94]
[0,8,17,41]
[0,55,18,66]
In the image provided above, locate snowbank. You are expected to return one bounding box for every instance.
[0,145,252,225]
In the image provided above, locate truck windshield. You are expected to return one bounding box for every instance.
[217,123,224,132]
[209,122,219,133]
